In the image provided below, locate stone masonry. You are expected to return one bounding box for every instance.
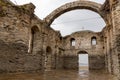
[0,0,120,80]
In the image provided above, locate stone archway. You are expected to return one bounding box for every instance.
[44,1,107,26]
[45,46,52,71]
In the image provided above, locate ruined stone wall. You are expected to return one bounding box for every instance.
[62,31,105,70]
[101,0,120,80]
[0,1,120,80]
[41,27,64,71]
[0,0,65,73]
[0,0,31,72]
[109,0,120,79]
[0,0,63,72]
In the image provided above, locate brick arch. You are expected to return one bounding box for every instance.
[44,1,107,26]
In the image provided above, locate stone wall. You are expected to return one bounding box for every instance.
[0,1,120,80]
[0,0,63,72]
[110,0,120,79]
[62,31,105,70]
[0,0,49,72]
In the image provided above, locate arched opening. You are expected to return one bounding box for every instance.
[31,26,39,39]
[91,36,97,45]
[70,38,75,46]
[44,1,107,72]
[46,46,52,54]
[44,0,106,72]
[78,51,89,71]
[44,1,107,26]
[51,10,106,36]
[28,26,39,53]
[45,46,52,71]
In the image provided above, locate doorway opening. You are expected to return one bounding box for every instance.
[78,51,89,71]
[45,46,52,71]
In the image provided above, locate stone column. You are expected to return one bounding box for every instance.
[111,0,120,79]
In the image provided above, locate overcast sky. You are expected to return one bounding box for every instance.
[10,0,106,36]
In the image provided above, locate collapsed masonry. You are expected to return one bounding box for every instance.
[0,0,120,80]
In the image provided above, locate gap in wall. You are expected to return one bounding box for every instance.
[79,54,89,71]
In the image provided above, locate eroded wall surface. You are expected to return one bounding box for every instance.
[0,1,120,80]
[0,0,63,72]
[62,31,105,70]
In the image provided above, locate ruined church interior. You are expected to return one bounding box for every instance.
[0,0,120,80]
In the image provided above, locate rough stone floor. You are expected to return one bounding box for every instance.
[0,70,116,80]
